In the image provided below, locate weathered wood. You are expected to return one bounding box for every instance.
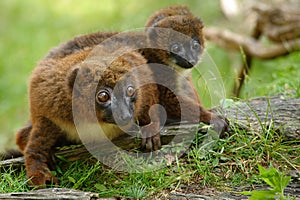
[168,182,300,200]
[204,2,300,59]
[205,2,300,97]
[0,188,101,200]
[252,2,300,42]
[0,156,24,167]
[204,27,300,60]
[0,184,299,200]
[1,96,299,169]
[223,96,300,140]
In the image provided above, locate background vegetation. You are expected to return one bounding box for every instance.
[0,0,299,198]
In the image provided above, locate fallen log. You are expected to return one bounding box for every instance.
[1,96,299,168]
[0,188,101,200]
[222,95,300,140]
[0,183,298,200]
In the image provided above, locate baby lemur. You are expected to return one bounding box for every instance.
[16,43,160,186]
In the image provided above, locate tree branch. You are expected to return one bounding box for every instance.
[204,27,300,59]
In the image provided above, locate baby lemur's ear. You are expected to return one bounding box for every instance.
[66,66,80,95]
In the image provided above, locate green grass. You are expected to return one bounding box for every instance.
[240,51,300,98]
[1,121,299,198]
[0,0,299,198]
[0,166,29,192]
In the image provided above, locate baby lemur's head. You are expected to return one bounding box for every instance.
[67,50,152,128]
[146,15,204,70]
[144,5,193,28]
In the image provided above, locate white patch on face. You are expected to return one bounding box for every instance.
[165,59,194,95]
[176,67,192,94]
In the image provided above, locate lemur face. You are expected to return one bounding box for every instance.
[95,78,137,127]
[169,37,202,69]
[67,56,140,128]
[147,14,204,69]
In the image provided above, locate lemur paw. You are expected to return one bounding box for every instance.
[210,114,230,137]
[140,122,161,151]
[27,170,59,188]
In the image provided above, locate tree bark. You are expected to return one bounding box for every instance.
[222,96,300,140]
[204,27,300,60]
[0,188,101,200]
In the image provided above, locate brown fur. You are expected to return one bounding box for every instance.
[145,7,227,133]
[145,5,193,27]
[45,5,196,61]
[45,32,118,59]
[144,15,204,69]
[16,45,160,187]
[15,5,229,187]
[141,14,221,126]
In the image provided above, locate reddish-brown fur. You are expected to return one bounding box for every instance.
[15,5,228,187]
[144,5,193,27]
[16,45,160,186]
[144,15,204,65]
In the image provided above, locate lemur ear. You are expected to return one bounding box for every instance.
[66,66,80,95]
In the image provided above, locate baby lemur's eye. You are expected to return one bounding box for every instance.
[126,86,135,97]
[191,40,200,50]
[171,43,182,53]
[96,90,110,104]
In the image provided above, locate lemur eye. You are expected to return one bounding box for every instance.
[96,90,110,104]
[126,86,135,97]
[171,43,181,53]
[192,40,201,50]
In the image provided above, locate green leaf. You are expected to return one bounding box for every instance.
[258,165,277,189]
[68,176,76,184]
[55,155,68,162]
[56,165,63,174]
[94,183,107,191]
[51,171,57,177]
[241,165,293,200]
[281,176,291,189]
[241,190,277,200]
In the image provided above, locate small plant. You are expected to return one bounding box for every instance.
[241,164,295,200]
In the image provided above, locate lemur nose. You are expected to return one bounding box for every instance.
[121,114,131,122]
[189,59,197,65]
[115,113,132,127]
